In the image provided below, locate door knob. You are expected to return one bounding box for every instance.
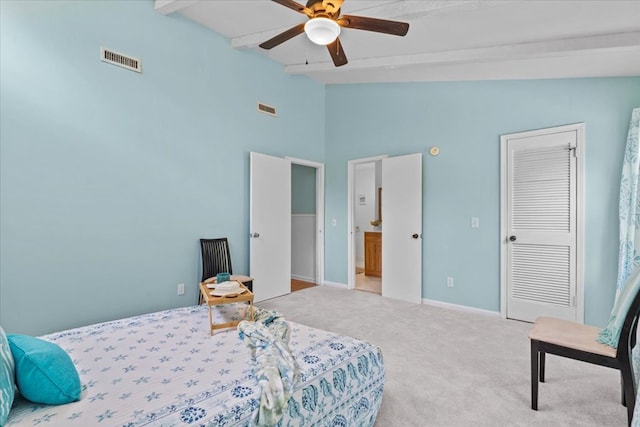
[412,233,420,239]
[509,235,517,242]
[252,233,260,238]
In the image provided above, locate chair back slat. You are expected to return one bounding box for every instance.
[200,238,233,281]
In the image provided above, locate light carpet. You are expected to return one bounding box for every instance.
[258,285,627,426]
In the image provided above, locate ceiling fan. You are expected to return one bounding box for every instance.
[259,0,410,67]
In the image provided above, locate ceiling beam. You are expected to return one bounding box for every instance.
[230,0,509,49]
[154,0,199,15]
[348,0,509,21]
[231,26,299,50]
[284,31,640,74]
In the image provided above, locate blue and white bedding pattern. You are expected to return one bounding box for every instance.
[6,304,385,426]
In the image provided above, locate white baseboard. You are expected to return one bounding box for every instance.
[422,298,501,317]
[322,280,348,289]
[291,274,316,283]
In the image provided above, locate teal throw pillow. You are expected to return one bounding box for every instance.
[597,266,640,348]
[0,326,16,425]
[7,334,81,405]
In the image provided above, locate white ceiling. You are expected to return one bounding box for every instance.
[154,0,640,84]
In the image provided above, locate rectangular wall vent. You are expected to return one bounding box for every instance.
[100,47,141,73]
[257,103,277,117]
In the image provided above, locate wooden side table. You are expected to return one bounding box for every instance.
[199,281,254,336]
[199,275,254,304]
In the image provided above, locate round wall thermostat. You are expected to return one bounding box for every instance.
[429,146,440,156]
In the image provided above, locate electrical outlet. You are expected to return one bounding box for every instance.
[332,219,337,226]
[177,283,185,295]
[447,277,454,288]
[471,217,480,228]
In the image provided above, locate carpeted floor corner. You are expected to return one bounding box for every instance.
[258,285,627,426]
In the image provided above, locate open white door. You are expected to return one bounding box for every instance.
[381,153,423,303]
[250,152,291,302]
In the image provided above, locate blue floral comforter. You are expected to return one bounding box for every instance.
[6,304,385,426]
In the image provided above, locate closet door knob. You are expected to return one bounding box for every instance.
[509,235,517,242]
[412,233,420,239]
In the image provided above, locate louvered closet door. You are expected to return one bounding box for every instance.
[506,130,577,322]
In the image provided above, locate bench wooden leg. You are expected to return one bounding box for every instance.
[539,351,545,383]
[531,340,539,410]
[621,365,635,426]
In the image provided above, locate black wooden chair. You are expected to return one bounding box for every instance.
[199,238,253,304]
[529,287,640,426]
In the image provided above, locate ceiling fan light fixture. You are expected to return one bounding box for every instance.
[304,17,340,45]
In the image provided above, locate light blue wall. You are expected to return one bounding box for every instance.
[324,78,640,326]
[0,0,325,335]
[2,2,638,335]
[291,164,316,214]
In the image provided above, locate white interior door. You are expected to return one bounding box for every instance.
[381,153,423,303]
[503,128,581,322]
[250,152,291,302]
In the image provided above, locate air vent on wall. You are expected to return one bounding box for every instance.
[100,47,141,73]
[257,103,277,117]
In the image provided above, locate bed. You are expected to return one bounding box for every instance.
[5,303,385,426]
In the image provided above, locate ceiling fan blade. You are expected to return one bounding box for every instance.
[271,0,313,17]
[338,15,409,36]
[259,23,306,50]
[327,37,348,67]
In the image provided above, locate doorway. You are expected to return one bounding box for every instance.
[347,153,423,304]
[348,156,386,293]
[291,163,318,292]
[249,153,324,302]
[288,157,325,293]
[354,162,382,294]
